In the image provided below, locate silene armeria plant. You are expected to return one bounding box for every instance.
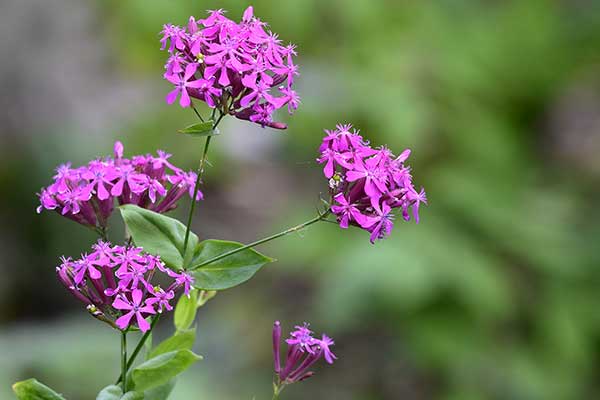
[14,6,426,400]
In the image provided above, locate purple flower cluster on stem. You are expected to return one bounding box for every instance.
[57,240,193,332]
[272,321,336,395]
[160,7,299,129]
[37,141,202,231]
[318,124,427,243]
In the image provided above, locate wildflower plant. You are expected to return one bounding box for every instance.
[15,5,425,400]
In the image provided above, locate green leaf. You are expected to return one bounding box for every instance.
[13,379,65,400]
[190,239,275,290]
[148,328,196,359]
[119,204,198,270]
[96,385,121,400]
[131,349,202,392]
[96,386,143,400]
[173,290,199,331]
[143,380,176,400]
[144,331,153,359]
[178,121,218,137]
[120,392,144,400]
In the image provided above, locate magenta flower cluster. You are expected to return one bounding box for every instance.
[318,124,427,243]
[272,321,336,385]
[57,240,193,332]
[37,141,202,229]
[160,7,299,129]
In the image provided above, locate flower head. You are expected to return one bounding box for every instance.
[56,241,193,332]
[160,7,299,129]
[37,141,203,228]
[272,321,337,386]
[318,123,427,243]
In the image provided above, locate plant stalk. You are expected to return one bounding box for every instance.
[182,109,225,257]
[189,211,330,271]
[272,383,285,400]
[116,315,160,384]
[121,331,127,392]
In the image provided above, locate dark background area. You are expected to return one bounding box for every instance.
[1,1,600,399]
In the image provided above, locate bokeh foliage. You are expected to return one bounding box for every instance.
[2,0,600,399]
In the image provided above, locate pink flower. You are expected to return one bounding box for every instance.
[319,335,337,364]
[37,141,203,228]
[56,242,190,331]
[113,289,157,332]
[318,124,427,243]
[159,7,300,128]
[273,321,337,385]
[330,193,371,229]
[165,64,204,108]
[366,202,395,244]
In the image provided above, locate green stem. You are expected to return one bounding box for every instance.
[182,135,212,256]
[93,226,108,241]
[121,331,127,392]
[182,110,226,257]
[191,104,204,122]
[189,211,330,271]
[272,383,285,400]
[116,315,160,384]
[212,110,226,128]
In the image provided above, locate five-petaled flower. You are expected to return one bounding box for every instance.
[113,289,157,332]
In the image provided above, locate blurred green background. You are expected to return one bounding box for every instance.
[2,0,600,399]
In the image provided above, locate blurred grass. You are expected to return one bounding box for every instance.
[2,0,600,399]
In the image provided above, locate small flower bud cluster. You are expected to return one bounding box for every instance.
[37,141,202,229]
[160,7,299,129]
[318,124,427,243]
[56,240,194,332]
[272,322,336,386]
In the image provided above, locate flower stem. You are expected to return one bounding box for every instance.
[189,210,330,271]
[182,109,225,257]
[182,135,212,256]
[116,315,160,385]
[272,383,285,400]
[121,331,127,392]
[191,104,204,122]
[93,226,108,241]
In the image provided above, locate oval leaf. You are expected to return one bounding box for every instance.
[131,349,202,392]
[119,205,198,270]
[121,392,144,400]
[178,121,218,137]
[96,385,121,400]
[148,328,196,359]
[173,290,199,332]
[143,380,176,400]
[13,379,65,400]
[190,240,275,290]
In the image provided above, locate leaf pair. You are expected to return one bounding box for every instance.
[120,205,274,290]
